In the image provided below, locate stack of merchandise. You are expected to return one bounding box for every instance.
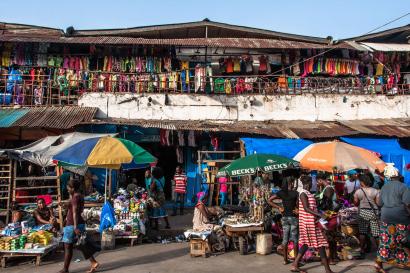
[27,231,53,246]
[1,223,22,236]
[84,192,104,203]
[82,207,102,231]
[337,207,361,260]
[0,231,53,251]
[0,237,12,250]
[222,214,255,226]
[239,184,271,223]
[112,187,148,237]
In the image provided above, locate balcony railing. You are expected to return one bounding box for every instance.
[0,74,408,107]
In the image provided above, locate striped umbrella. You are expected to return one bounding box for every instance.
[53,136,156,169]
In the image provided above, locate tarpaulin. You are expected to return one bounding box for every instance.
[240,138,313,159]
[341,137,410,187]
[6,132,115,167]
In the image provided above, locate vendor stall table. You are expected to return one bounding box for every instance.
[225,224,264,255]
[0,241,58,268]
[115,235,141,247]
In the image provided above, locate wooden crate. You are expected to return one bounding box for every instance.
[190,238,210,258]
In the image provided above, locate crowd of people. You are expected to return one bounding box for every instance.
[12,163,408,273]
[268,167,410,273]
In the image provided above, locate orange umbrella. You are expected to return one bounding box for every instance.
[293,141,386,172]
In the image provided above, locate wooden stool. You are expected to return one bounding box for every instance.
[190,238,210,258]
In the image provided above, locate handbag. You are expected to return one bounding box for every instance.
[360,188,380,218]
[75,232,101,260]
[74,232,87,247]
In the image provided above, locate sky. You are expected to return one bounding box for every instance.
[0,0,409,40]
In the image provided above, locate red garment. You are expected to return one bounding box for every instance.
[211,136,219,151]
[259,56,268,72]
[15,190,29,204]
[298,190,328,248]
[174,173,187,194]
[37,194,53,206]
[236,78,245,94]
[66,193,85,226]
[160,129,167,146]
[225,58,234,73]
[29,69,35,82]
[218,177,228,193]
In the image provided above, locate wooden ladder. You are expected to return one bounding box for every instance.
[0,159,12,224]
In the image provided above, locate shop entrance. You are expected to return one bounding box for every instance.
[124,143,177,200]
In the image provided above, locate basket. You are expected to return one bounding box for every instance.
[341,224,358,236]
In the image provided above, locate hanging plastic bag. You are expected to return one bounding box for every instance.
[99,202,116,233]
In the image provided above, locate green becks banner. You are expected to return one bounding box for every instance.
[217,153,300,177]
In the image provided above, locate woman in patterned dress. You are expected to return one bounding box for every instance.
[291,176,334,273]
[375,171,410,272]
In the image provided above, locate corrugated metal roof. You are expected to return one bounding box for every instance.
[0,108,29,128]
[0,22,64,37]
[89,119,360,139]
[88,118,410,138]
[11,106,97,129]
[0,35,327,49]
[345,24,410,43]
[339,119,410,138]
[71,20,328,44]
[360,42,410,52]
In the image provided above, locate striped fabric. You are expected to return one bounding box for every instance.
[298,190,329,248]
[174,173,187,194]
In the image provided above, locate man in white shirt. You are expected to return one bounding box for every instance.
[345,170,361,201]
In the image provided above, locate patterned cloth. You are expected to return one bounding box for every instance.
[358,208,380,237]
[281,216,298,245]
[298,190,328,248]
[377,222,410,268]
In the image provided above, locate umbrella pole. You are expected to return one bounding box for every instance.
[104,168,108,203]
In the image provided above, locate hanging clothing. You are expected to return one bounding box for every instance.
[188,131,196,147]
[177,131,185,146]
[176,147,184,164]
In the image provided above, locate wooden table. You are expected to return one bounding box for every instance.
[0,242,58,268]
[115,235,141,247]
[225,224,264,255]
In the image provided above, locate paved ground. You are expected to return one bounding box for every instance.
[2,242,406,273]
[2,212,405,273]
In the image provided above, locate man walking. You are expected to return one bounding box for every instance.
[172,166,187,216]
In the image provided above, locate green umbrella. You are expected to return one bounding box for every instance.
[217,153,300,177]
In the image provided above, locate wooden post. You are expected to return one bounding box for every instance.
[56,166,63,230]
[239,140,246,158]
[12,160,17,203]
[5,160,12,224]
[108,169,112,199]
[229,177,233,205]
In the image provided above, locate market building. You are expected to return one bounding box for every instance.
[1,19,410,226]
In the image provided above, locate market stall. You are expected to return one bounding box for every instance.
[0,225,58,267]
[53,136,156,247]
[112,187,148,246]
[187,153,300,256]
[293,141,387,262]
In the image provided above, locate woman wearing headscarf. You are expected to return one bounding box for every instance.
[193,191,215,231]
[375,166,410,272]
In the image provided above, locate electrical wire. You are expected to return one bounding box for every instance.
[269,12,410,76]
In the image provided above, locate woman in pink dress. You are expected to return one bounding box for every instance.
[291,176,334,273]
